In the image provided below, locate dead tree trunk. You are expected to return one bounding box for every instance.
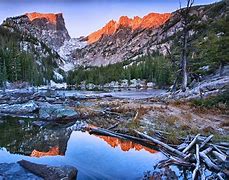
[219,61,224,76]
[181,28,188,92]
[179,0,194,92]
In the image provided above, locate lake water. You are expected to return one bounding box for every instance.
[0,116,166,179]
[55,88,166,100]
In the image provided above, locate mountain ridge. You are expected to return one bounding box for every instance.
[87,12,171,44]
[2,12,70,51]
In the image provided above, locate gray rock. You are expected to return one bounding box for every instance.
[39,103,78,121]
[32,121,46,127]
[18,160,77,180]
[0,100,38,115]
[0,120,4,124]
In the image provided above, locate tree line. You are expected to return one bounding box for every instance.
[67,55,174,87]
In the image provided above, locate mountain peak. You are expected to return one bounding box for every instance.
[87,12,171,44]
[25,12,63,24]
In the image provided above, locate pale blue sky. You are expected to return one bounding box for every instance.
[0,0,219,38]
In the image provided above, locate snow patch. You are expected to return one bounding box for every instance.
[58,38,87,60]
[50,80,67,89]
[53,71,64,81]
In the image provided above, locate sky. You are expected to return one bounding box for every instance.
[0,0,218,38]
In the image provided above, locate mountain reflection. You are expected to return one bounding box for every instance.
[31,146,63,157]
[97,135,157,153]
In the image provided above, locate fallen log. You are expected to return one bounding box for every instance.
[217,173,226,180]
[192,144,200,180]
[212,151,226,162]
[200,134,214,149]
[217,142,229,147]
[158,156,194,168]
[212,144,227,156]
[89,128,128,140]
[183,134,200,154]
[134,130,186,158]
[89,127,150,144]
[107,122,120,130]
[18,160,77,180]
[199,147,221,172]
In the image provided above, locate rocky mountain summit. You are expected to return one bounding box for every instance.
[87,13,171,44]
[72,1,228,67]
[73,12,172,67]
[2,12,70,51]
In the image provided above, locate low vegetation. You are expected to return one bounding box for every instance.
[191,91,229,109]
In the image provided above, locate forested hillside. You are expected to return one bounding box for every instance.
[67,55,174,87]
[0,25,65,87]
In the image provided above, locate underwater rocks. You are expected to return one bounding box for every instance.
[0,162,42,180]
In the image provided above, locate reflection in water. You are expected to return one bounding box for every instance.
[0,116,71,156]
[31,146,63,157]
[65,131,166,180]
[0,117,166,180]
[97,135,157,153]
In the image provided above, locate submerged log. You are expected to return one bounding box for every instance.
[18,160,77,180]
[134,130,186,158]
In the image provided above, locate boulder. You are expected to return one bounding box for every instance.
[0,161,78,180]
[18,160,77,180]
[39,103,78,121]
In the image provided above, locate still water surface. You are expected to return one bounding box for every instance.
[0,117,166,179]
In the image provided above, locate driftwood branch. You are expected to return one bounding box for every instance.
[199,147,220,172]
[200,134,213,149]
[134,130,186,158]
[212,144,227,156]
[107,122,120,130]
[89,127,150,143]
[212,151,226,162]
[192,144,200,180]
[182,134,200,153]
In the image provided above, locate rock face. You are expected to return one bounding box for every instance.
[87,13,171,44]
[2,12,70,51]
[73,12,172,66]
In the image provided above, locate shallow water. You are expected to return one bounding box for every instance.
[56,88,166,100]
[0,117,166,179]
